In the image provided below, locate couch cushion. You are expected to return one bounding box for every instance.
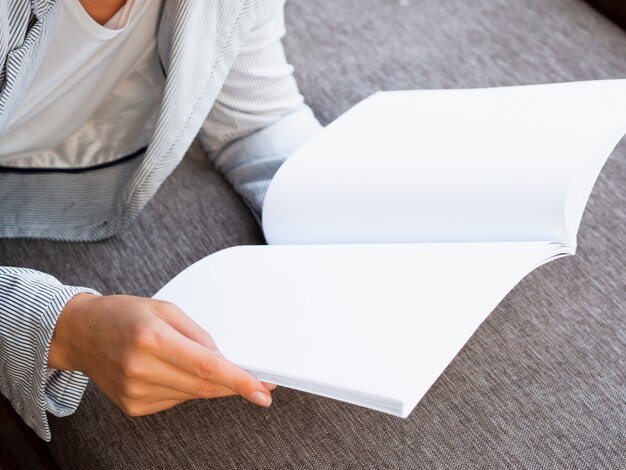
[2,0,624,468]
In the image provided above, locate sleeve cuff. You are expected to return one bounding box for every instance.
[208,105,323,222]
[32,285,100,441]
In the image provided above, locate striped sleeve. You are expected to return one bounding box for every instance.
[198,0,322,221]
[0,267,100,441]
[0,0,32,91]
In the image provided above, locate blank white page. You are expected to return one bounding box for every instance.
[263,80,626,246]
[154,242,564,415]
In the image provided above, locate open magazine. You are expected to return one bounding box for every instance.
[155,80,626,417]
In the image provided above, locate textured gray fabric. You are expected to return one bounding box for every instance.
[1,0,625,467]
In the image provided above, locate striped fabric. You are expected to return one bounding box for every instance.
[0,268,98,438]
[0,0,322,440]
[0,0,30,88]
[0,0,57,130]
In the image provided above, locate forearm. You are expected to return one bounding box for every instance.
[199,105,321,220]
[198,0,322,221]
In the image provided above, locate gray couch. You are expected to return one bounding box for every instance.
[2,0,625,468]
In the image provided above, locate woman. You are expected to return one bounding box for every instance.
[0,0,321,442]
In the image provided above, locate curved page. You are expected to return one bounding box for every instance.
[154,242,568,416]
[565,125,626,244]
[263,80,626,246]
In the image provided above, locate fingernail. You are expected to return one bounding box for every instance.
[251,391,272,407]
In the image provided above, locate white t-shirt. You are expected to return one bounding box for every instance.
[0,0,165,169]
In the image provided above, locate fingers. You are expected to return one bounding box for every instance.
[146,400,186,415]
[135,383,236,404]
[116,357,274,403]
[117,398,187,417]
[114,354,274,404]
[153,301,218,350]
[140,358,239,400]
[151,301,277,399]
[153,325,272,407]
[262,382,277,391]
[77,295,276,421]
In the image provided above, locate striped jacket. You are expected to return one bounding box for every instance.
[0,0,321,440]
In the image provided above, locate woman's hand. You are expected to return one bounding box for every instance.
[48,294,275,416]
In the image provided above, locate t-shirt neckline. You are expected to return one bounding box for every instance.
[65,0,137,40]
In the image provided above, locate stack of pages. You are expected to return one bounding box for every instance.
[155,80,626,417]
